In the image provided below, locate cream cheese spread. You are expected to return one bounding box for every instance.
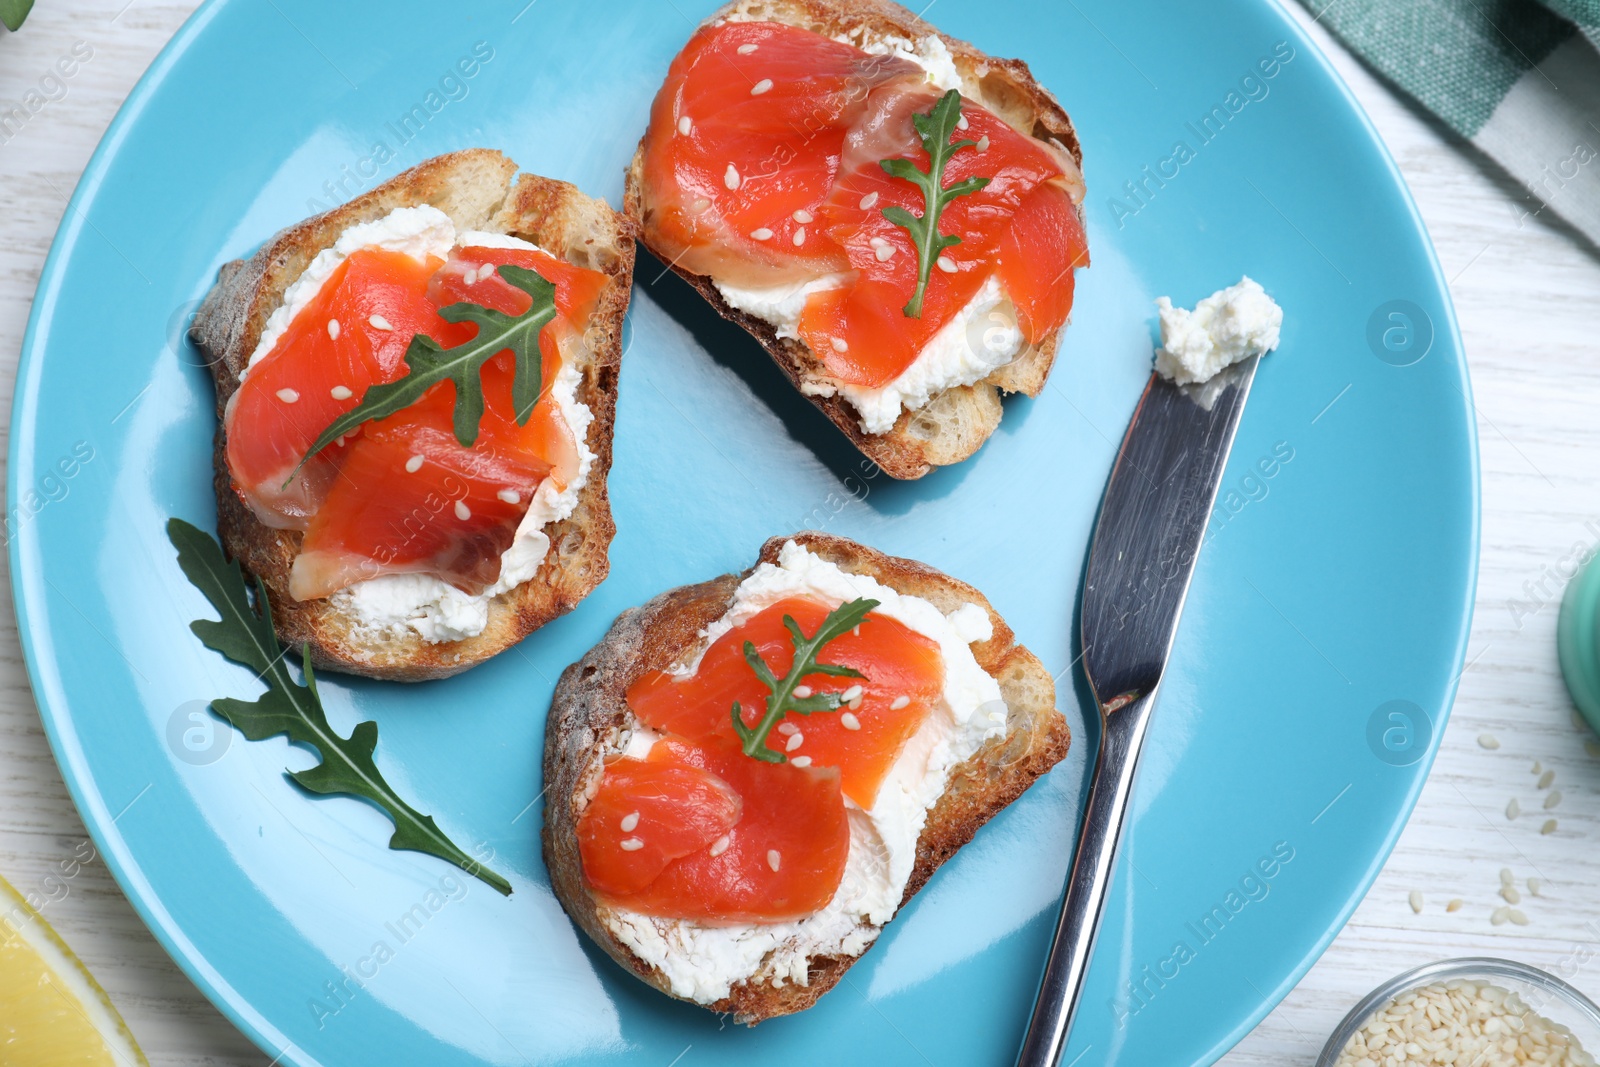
[1154,276,1283,386]
[600,541,1008,1004]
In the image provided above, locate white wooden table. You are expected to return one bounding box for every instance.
[2,2,1596,1064]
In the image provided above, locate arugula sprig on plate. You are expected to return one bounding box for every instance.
[168,518,512,896]
[730,598,878,763]
[284,263,557,488]
[879,89,991,319]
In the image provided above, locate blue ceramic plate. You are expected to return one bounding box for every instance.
[10,0,1476,1063]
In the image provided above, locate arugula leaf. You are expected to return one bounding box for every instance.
[167,518,512,896]
[879,89,992,319]
[729,598,879,763]
[0,0,34,31]
[284,263,557,488]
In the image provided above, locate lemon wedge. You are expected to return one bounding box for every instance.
[0,870,148,1066]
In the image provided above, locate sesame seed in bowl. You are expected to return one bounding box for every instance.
[1318,958,1600,1067]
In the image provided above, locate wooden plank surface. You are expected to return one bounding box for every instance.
[0,2,1596,1064]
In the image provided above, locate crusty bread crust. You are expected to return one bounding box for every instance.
[624,0,1086,479]
[194,149,637,681]
[542,532,1070,1023]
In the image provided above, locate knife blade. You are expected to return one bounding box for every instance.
[1015,355,1260,1067]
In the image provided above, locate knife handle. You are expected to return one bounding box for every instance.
[1014,688,1159,1067]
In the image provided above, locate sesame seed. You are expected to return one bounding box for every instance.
[976,134,990,151]
[678,115,693,135]
[957,113,969,130]
[840,712,861,731]
[725,164,741,190]
[454,500,471,521]
[830,336,848,353]
[1500,867,1514,885]
[620,811,640,832]
[875,243,895,261]
[1588,740,1600,758]
[1501,885,1521,904]
[793,226,806,245]
[1509,909,1530,926]
[859,191,879,210]
[497,489,521,505]
[848,695,863,711]
[790,756,811,768]
[793,209,813,223]
[690,198,712,214]
[330,385,353,400]
[1529,878,1542,896]
[619,838,644,852]
[777,722,798,736]
[1539,769,1556,789]
[751,78,773,95]
[1546,789,1563,809]
[1446,898,1464,912]
[368,314,393,331]
[327,319,341,340]
[1542,818,1558,834]
[767,849,781,871]
[1532,760,1542,774]
[405,454,424,473]
[335,436,346,447]
[750,228,774,240]
[709,835,730,856]
[1478,732,1500,749]
[1506,798,1520,819]
[793,686,812,699]
[786,732,804,752]
[276,388,299,403]
[737,42,758,54]
[936,256,957,273]
[1491,906,1510,925]
[890,695,910,711]
[1409,890,1423,913]
[463,267,479,285]
[841,685,863,704]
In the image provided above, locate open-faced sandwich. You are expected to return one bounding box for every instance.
[626,0,1088,479]
[542,532,1069,1021]
[194,149,634,681]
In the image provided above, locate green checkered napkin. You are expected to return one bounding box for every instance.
[1303,0,1600,246]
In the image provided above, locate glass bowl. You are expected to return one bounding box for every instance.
[1317,958,1600,1066]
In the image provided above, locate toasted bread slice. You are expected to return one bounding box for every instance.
[542,531,1070,1022]
[624,0,1086,479]
[194,149,636,681]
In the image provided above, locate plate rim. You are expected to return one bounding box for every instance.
[7,0,1481,1063]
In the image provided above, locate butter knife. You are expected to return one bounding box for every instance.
[1015,356,1260,1067]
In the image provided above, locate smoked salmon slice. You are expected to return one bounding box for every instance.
[637,21,919,287]
[577,750,744,898]
[580,734,850,923]
[224,240,607,601]
[627,597,945,808]
[637,20,1087,392]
